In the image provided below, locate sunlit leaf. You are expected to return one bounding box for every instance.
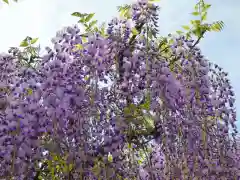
[176,30,183,35]
[107,153,113,163]
[143,116,154,130]
[27,88,33,95]
[20,41,29,47]
[78,18,85,23]
[192,27,203,37]
[182,25,190,30]
[99,22,106,36]
[194,3,199,11]
[201,12,207,21]
[191,11,200,16]
[3,0,9,4]
[30,38,39,44]
[191,20,201,26]
[203,4,211,11]
[82,36,87,43]
[117,4,131,12]
[138,159,143,165]
[73,44,83,52]
[71,12,85,17]
[117,4,131,18]
[85,13,95,22]
[89,20,98,28]
[210,21,224,32]
[93,26,99,33]
[131,27,139,35]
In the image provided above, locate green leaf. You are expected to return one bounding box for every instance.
[20,41,29,47]
[3,0,9,4]
[176,30,183,35]
[99,22,106,36]
[194,3,199,11]
[201,12,207,21]
[50,166,55,179]
[191,11,200,16]
[89,20,98,28]
[85,13,95,22]
[82,36,87,43]
[127,143,132,149]
[192,27,202,37]
[182,25,190,30]
[117,4,131,12]
[120,10,126,17]
[107,153,113,163]
[125,12,131,19]
[117,4,131,18]
[202,24,211,32]
[203,4,211,11]
[83,24,89,28]
[191,20,201,26]
[27,88,33,95]
[169,39,174,44]
[138,159,143,165]
[139,93,150,110]
[143,116,154,130]
[78,18,86,23]
[93,26,99,33]
[53,154,59,161]
[30,38,38,44]
[131,27,139,35]
[210,21,224,32]
[69,164,73,171]
[210,25,221,32]
[92,163,101,176]
[71,12,85,17]
[186,32,192,39]
[73,44,83,51]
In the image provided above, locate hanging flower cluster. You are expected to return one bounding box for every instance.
[0,0,239,179]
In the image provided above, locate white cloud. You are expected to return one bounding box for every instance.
[0,0,44,52]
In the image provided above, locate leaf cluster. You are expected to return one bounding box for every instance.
[2,0,17,4]
[71,12,106,37]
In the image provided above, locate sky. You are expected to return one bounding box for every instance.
[0,0,239,128]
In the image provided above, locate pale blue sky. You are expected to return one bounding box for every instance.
[0,0,239,128]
